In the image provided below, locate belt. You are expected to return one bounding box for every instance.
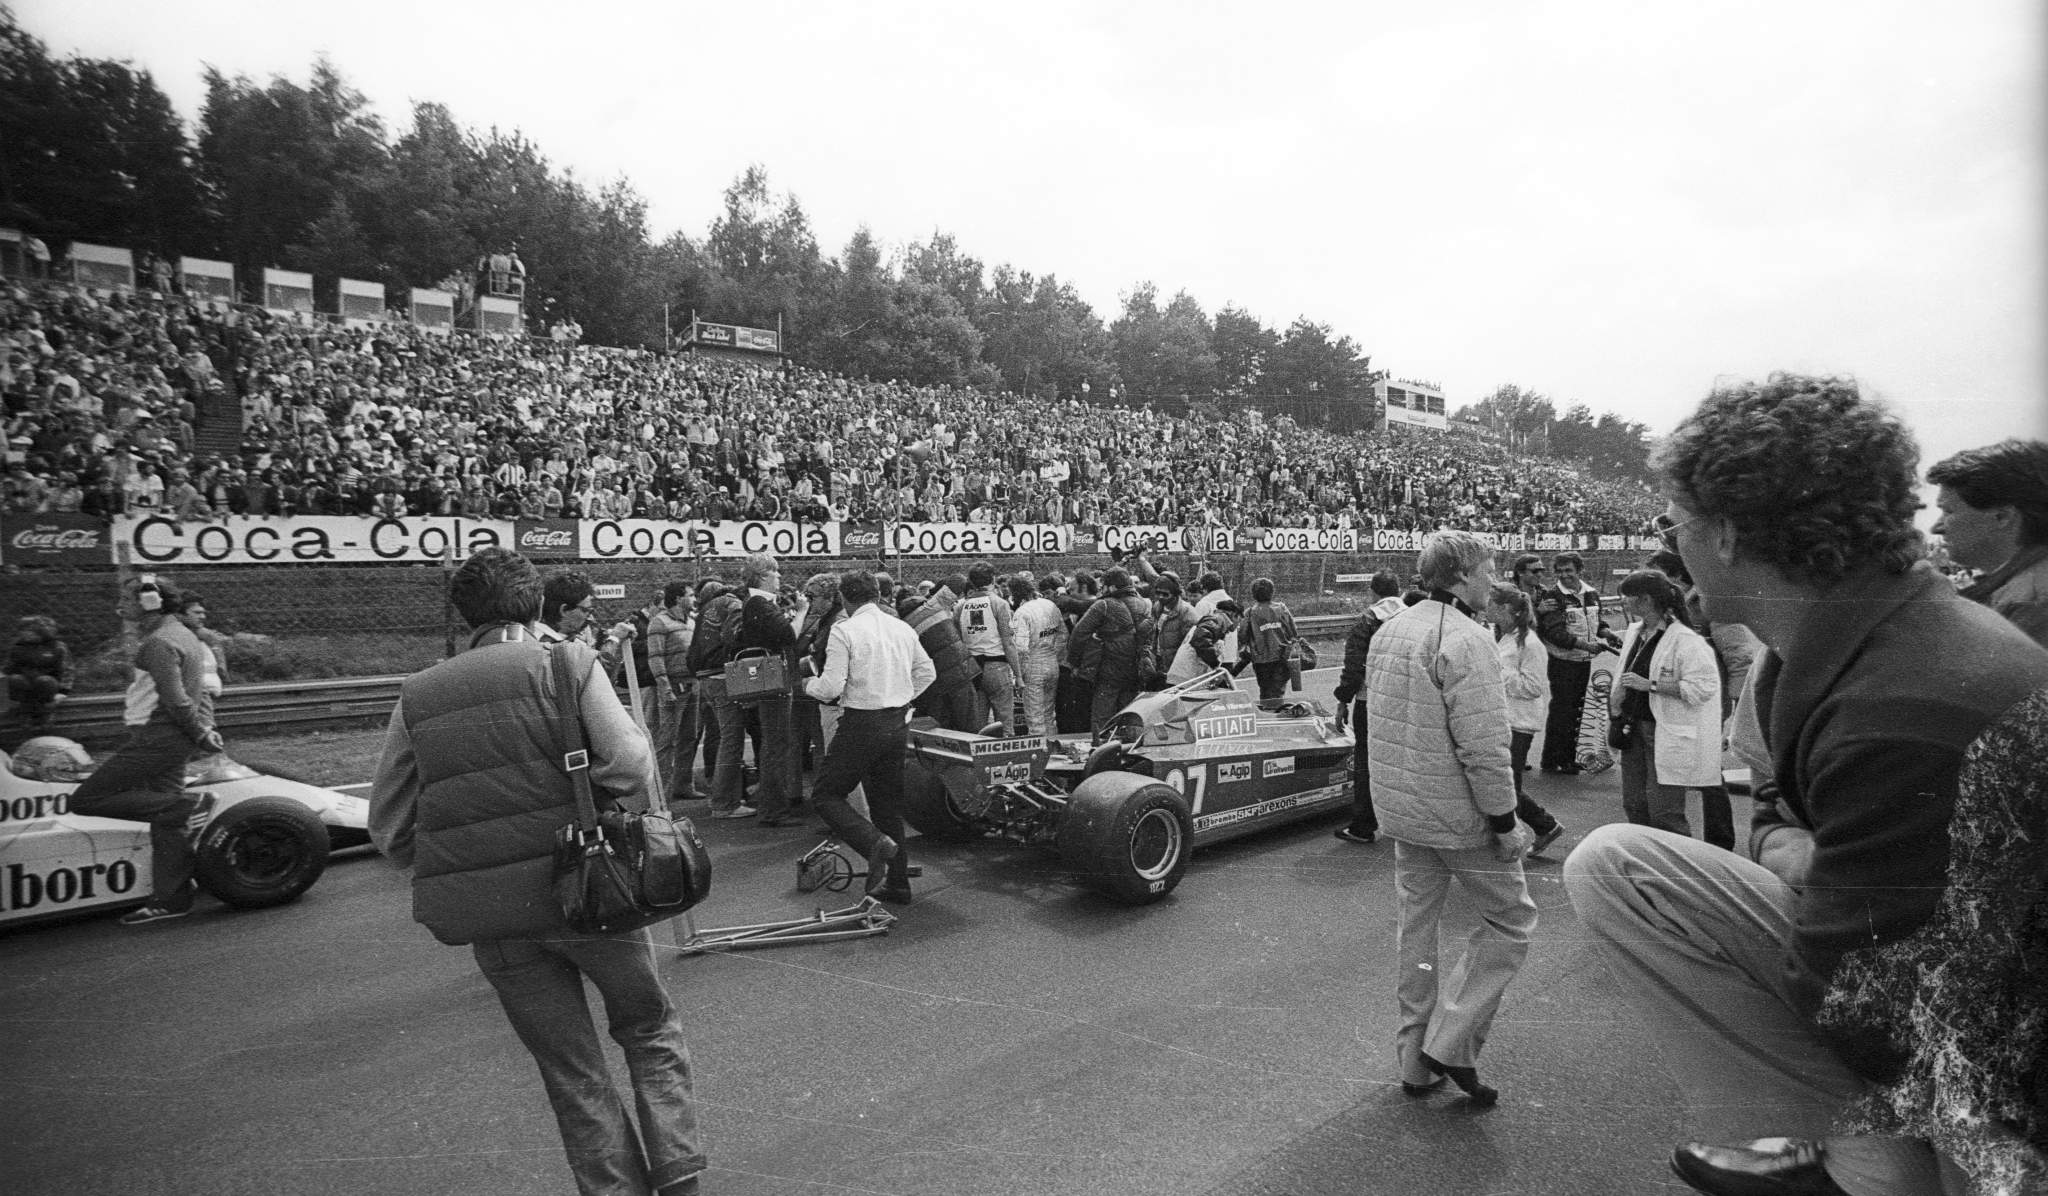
[975,655,1008,665]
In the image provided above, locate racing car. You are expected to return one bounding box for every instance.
[0,736,371,930]
[898,670,1353,904]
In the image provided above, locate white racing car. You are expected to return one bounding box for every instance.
[0,736,370,930]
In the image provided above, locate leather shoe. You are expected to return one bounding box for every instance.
[1670,1138,1847,1195]
[864,836,900,897]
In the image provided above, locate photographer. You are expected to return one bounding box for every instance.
[368,547,706,1196]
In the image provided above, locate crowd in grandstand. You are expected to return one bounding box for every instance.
[0,280,1660,536]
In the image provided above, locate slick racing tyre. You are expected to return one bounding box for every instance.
[900,758,981,841]
[193,797,330,908]
[1056,772,1192,905]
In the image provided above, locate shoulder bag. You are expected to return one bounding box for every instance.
[549,644,712,933]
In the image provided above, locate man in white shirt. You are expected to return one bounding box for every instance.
[802,570,936,904]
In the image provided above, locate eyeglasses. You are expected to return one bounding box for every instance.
[1653,512,1700,551]
[572,600,596,612]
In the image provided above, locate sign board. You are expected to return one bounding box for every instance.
[410,288,454,333]
[110,514,515,566]
[478,294,521,336]
[70,242,135,291]
[1,514,109,567]
[591,584,627,601]
[179,256,234,301]
[263,268,314,315]
[339,277,384,326]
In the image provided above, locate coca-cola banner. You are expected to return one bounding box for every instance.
[1236,527,1362,553]
[1370,528,1529,554]
[883,522,1069,557]
[837,522,885,558]
[1097,525,1237,555]
[513,519,581,559]
[579,519,839,561]
[2,513,110,567]
[111,514,516,566]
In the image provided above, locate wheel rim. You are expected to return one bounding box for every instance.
[226,823,307,887]
[1128,807,1184,881]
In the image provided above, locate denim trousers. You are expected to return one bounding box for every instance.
[471,929,705,1196]
[1392,838,1538,1072]
[67,723,204,907]
[969,660,1016,733]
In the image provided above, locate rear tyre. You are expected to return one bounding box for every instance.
[193,797,329,908]
[1056,772,1191,904]
[900,758,980,841]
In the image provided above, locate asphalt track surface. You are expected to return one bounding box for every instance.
[2,667,1743,1196]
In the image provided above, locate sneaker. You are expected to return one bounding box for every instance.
[1333,827,1377,845]
[183,793,219,845]
[118,903,192,926]
[710,805,758,820]
[1530,823,1566,856]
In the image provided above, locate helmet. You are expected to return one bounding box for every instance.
[11,736,94,783]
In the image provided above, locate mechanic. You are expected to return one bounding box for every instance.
[1368,530,1536,1107]
[954,560,1021,735]
[1235,576,1298,701]
[367,546,706,1196]
[68,575,224,926]
[1011,574,1065,737]
[1067,567,1155,731]
[801,568,935,904]
[1563,375,2048,1196]
[1928,437,2048,647]
[1329,570,1404,845]
[1531,551,1618,774]
[1052,570,1099,733]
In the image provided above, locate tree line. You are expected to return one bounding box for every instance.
[0,11,1649,477]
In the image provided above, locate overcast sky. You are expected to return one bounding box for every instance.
[17,0,2046,486]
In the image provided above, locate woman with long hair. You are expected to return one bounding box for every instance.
[1484,584,1565,855]
[1609,569,1722,837]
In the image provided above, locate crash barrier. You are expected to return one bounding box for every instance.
[0,550,1644,672]
[0,615,1365,746]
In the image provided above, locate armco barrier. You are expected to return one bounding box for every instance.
[0,549,1643,686]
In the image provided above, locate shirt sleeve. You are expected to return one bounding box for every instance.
[577,657,659,806]
[805,620,853,703]
[367,702,420,869]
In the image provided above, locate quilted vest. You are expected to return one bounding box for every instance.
[403,637,586,944]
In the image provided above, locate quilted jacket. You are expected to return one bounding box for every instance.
[1364,594,1519,850]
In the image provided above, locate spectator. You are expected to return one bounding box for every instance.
[954,560,1020,734]
[1642,544,1741,850]
[727,553,805,827]
[4,614,73,726]
[906,576,981,733]
[539,571,599,646]
[1608,569,1725,844]
[1534,551,1617,774]
[801,569,934,904]
[1928,438,2048,647]
[67,576,223,925]
[1236,576,1298,701]
[1562,373,2048,1195]
[1483,583,1565,855]
[1330,570,1404,845]
[1068,566,1155,731]
[1367,529,1536,1106]
[644,580,700,803]
[794,570,845,769]
[687,578,744,814]
[367,547,706,1196]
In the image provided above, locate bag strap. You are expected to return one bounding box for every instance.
[550,643,603,835]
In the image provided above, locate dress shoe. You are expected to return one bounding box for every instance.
[870,882,913,905]
[1417,1051,1497,1107]
[1670,1138,1847,1195]
[864,836,900,897]
[1529,822,1565,856]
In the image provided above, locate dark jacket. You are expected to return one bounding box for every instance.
[1068,587,1154,689]
[1750,563,2048,1018]
[1185,599,1242,672]
[1534,582,1605,659]
[7,637,74,693]
[1333,595,1404,705]
[908,594,980,698]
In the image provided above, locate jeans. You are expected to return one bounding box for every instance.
[1508,729,1557,834]
[654,682,700,801]
[969,659,1016,734]
[810,706,911,887]
[1619,720,1692,837]
[731,692,796,819]
[1542,657,1592,769]
[472,930,705,1195]
[1345,699,1377,836]
[704,676,747,813]
[1563,825,1868,1141]
[1393,838,1539,1071]
[67,723,204,907]
[1090,681,1139,733]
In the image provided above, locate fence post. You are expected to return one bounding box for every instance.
[441,537,458,659]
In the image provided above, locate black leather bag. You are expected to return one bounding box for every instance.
[1608,714,1634,752]
[724,646,796,705]
[548,646,711,933]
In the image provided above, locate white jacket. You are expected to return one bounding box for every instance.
[1609,618,1723,787]
[1495,630,1548,733]
[1365,597,1519,849]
